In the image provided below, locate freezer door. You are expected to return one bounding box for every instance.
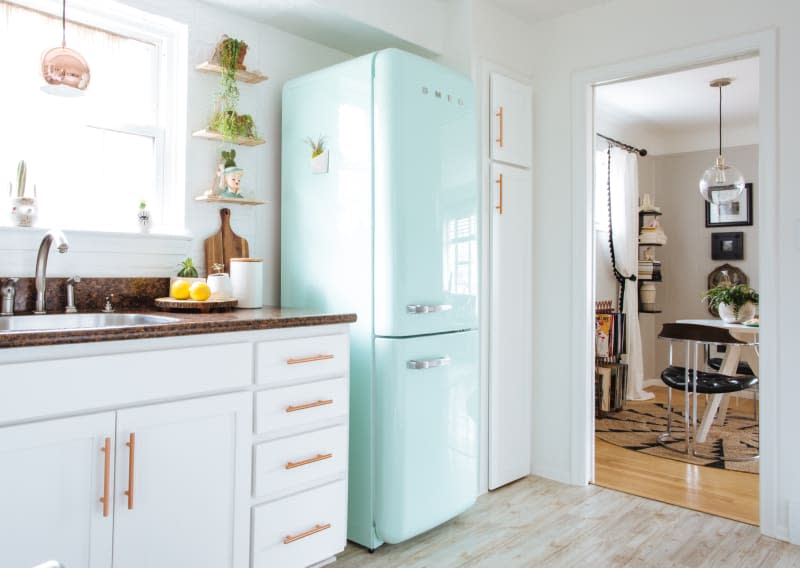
[374,330,479,544]
[373,49,479,337]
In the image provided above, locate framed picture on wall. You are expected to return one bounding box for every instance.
[711,231,744,260]
[705,182,753,227]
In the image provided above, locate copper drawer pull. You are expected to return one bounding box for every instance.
[283,523,332,545]
[496,105,504,147]
[287,354,334,365]
[286,399,333,413]
[100,437,111,517]
[286,453,333,470]
[124,433,135,510]
[495,174,504,215]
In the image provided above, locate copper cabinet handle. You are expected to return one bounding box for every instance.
[285,453,333,470]
[285,399,333,413]
[495,174,504,215]
[100,437,111,517]
[124,433,135,510]
[287,354,334,365]
[283,523,331,545]
[496,106,504,147]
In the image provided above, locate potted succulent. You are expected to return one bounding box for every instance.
[137,199,152,233]
[305,135,329,174]
[9,160,38,227]
[702,283,759,323]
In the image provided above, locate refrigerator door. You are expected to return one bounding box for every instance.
[374,330,479,544]
[373,49,479,338]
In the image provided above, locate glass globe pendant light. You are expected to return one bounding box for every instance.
[41,0,90,96]
[699,78,744,204]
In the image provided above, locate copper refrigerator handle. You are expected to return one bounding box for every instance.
[287,354,334,365]
[99,437,111,517]
[496,174,504,215]
[285,453,333,470]
[124,432,135,510]
[286,399,333,413]
[283,523,332,545]
[496,106,504,147]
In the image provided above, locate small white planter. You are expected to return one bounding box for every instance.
[310,150,329,174]
[11,196,37,227]
[719,301,756,323]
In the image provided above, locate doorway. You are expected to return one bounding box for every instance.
[590,57,761,524]
[568,30,778,534]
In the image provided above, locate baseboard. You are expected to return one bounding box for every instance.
[530,464,574,485]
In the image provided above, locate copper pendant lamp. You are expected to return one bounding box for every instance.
[41,0,90,96]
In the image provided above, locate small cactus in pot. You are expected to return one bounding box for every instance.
[137,199,152,233]
[9,159,38,227]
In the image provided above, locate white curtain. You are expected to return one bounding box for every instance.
[603,147,653,401]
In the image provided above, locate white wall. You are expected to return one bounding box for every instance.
[521,0,797,541]
[0,0,349,307]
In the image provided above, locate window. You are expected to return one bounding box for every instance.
[0,0,186,234]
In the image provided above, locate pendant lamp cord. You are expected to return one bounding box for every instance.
[606,143,636,310]
[61,0,66,48]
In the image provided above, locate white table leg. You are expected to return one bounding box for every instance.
[696,345,742,441]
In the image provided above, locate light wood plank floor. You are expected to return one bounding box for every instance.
[594,386,759,525]
[336,476,798,567]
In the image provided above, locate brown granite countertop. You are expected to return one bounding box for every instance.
[0,307,357,349]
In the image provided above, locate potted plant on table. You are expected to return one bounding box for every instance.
[702,283,759,323]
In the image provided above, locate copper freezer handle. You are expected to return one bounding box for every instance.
[286,453,333,470]
[496,106,504,147]
[287,354,334,365]
[495,174,504,215]
[283,523,332,545]
[286,399,333,413]
[124,433,135,510]
[100,437,111,517]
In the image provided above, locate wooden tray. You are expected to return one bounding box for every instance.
[154,297,238,313]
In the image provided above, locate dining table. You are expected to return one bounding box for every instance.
[675,318,759,443]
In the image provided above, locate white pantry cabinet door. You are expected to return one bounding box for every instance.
[112,392,251,568]
[0,412,116,568]
[489,163,533,490]
[489,73,532,168]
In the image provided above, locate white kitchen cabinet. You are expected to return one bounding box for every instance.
[489,73,532,168]
[113,393,251,568]
[0,412,116,568]
[488,162,533,490]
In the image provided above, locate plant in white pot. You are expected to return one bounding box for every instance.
[702,283,759,323]
[9,160,37,227]
[305,135,329,174]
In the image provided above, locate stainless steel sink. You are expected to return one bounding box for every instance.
[0,313,181,332]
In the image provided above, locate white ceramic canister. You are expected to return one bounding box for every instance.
[206,272,233,300]
[230,258,263,308]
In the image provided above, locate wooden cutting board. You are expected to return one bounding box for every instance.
[204,208,249,273]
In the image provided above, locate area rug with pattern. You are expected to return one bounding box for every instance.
[595,399,759,474]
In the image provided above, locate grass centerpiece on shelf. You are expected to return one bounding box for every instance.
[703,283,759,323]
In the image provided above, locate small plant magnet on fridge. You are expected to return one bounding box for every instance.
[305,135,329,174]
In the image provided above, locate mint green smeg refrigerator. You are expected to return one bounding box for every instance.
[281,49,479,551]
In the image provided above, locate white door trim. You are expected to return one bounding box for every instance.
[570,30,779,538]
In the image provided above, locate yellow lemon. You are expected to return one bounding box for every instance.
[189,281,212,301]
[170,279,191,300]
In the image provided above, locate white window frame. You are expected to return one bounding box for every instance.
[7,0,188,236]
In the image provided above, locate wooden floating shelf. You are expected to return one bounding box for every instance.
[195,61,268,84]
[192,129,265,146]
[639,210,663,216]
[639,309,663,314]
[195,195,266,206]
[638,242,663,247]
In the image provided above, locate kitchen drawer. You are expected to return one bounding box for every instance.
[254,425,348,498]
[255,378,348,434]
[255,334,348,386]
[252,480,347,568]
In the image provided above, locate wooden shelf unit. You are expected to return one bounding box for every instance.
[195,61,268,84]
[194,195,265,206]
[192,129,265,146]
